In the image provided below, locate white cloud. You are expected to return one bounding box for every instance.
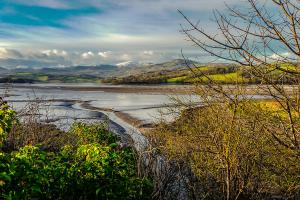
[0,47,23,59]
[42,49,68,57]
[143,50,154,56]
[0,48,9,58]
[98,51,111,58]
[0,47,203,68]
[0,0,246,64]
[81,51,95,59]
[116,61,133,67]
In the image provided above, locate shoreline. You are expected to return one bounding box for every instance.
[2,84,195,94]
[2,83,299,95]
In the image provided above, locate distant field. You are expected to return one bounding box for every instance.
[107,64,248,84]
[200,72,246,83]
[106,62,297,85]
[167,72,245,83]
[0,72,102,83]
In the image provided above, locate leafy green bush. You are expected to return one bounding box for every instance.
[69,122,118,146]
[0,100,15,147]
[0,144,152,199]
[0,112,153,199]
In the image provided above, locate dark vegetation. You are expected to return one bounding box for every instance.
[0,73,102,84]
[0,99,153,199]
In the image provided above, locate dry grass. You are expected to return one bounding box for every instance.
[146,96,300,199]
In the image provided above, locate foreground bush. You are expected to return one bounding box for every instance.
[0,120,152,199]
[0,99,15,148]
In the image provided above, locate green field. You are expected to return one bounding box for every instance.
[167,72,246,84]
[201,72,246,83]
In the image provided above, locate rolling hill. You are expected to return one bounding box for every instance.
[0,59,197,83]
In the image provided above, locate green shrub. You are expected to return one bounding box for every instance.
[0,100,15,147]
[0,143,152,199]
[0,110,153,199]
[69,122,118,145]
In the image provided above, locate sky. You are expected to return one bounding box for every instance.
[0,0,242,68]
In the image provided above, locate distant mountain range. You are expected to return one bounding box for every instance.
[0,59,202,83]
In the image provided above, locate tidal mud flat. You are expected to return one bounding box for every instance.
[0,83,274,133]
[0,83,192,146]
[1,83,197,125]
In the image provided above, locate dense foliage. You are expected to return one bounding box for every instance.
[0,99,15,148]
[0,104,152,200]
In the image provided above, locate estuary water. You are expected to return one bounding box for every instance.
[0,83,198,130]
[0,83,269,132]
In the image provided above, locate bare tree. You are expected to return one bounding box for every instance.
[181,0,300,151]
[177,0,300,199]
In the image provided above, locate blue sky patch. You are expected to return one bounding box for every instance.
[0,3,101,28]
[0,0,243,67]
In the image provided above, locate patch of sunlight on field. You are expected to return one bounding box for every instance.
[167,76,187,83]
[37,75,49,81]
[203,72,245,83]
[255,100,298,118]
[167,72,246,83]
